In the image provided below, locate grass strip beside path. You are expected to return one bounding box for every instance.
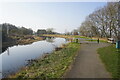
[97,45,120,78]
[10,43,80,79]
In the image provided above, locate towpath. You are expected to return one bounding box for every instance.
[65,39,111,78]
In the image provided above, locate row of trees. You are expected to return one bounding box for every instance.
[65,29,79,35]
[0,23,33,42]
[79,2,120,40]
[0,23,59,42]
[37,28,59,35]
[1,23,33,36]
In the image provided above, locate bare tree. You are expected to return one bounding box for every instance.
[79,2,119,40]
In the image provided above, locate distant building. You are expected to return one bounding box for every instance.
[72,32,79,35]
[71,29,79,35]
[37,29,47,35]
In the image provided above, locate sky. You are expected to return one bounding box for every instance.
[0,2,107,33]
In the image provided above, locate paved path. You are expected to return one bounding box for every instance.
[65,40,111,78]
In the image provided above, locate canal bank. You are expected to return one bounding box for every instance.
[8,42,80,78]
[1,37,69,78]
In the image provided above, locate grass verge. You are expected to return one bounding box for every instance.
[97,45,120,78]
[10,42,80,79]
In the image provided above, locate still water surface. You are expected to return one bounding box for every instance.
[0,37,68,78]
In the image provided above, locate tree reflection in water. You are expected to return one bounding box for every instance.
[7,48,9,56]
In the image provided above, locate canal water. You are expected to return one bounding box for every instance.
[0,37,68,78]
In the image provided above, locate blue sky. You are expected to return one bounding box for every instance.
[0,2,107,33]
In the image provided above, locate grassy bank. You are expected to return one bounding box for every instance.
[42,34,73,39]
[43,34,90,39]
[97,45,120,78]
[73,35,108,42]
[43,34,108,42]
[10,42,80,79]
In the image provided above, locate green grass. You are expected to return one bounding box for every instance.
[11,43,80,79]
[73,35,90,39]
[99,40,108,43]
[97,45,120,78]
[86,39,108,43]
[73,35,108,43]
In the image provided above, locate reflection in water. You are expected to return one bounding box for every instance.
[1,36,54,53]
[2,42,17,53]
[46,37,55,43]
[7,48,9,56]
[0,38,67,78]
